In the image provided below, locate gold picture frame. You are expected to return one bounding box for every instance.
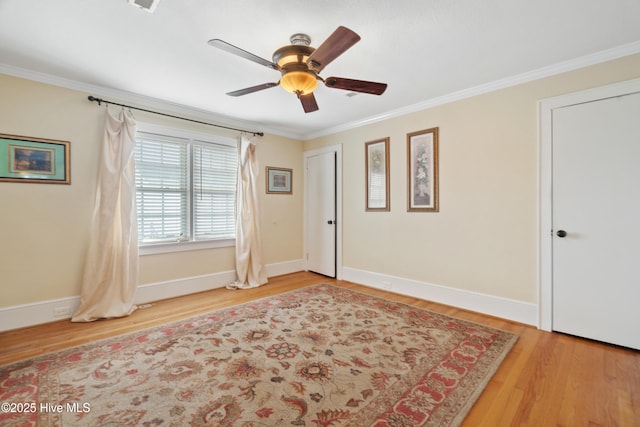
[365,137,390,211]
[266,166,292,194]
[407,127,438,212]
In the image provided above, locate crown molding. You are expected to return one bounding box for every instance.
[0,63,304,140]
[3,39,640,142]
[303,40,640,140]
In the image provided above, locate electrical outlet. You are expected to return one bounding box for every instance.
[53,306,71,317]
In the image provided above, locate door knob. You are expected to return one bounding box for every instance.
[556,230,567,238]
[327,220,334,225]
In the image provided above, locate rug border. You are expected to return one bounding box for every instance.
[449,327,517,425]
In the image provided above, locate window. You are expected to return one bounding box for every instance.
[134,128,237,252]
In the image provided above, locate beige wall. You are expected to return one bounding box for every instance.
[305,54,640,304]
[2,53,639,310]
[0,74,303,307]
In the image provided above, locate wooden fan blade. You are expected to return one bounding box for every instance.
[208,39,279,70]
[227,82,279,97]
[300,93,319,113]
[324,77,387,95]
[307,26,360,72]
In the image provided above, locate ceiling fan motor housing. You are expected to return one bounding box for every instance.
[273,44,319,95]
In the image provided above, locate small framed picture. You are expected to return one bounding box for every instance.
[266,167,292,194]
[407,127,438,212]
[0,133,71,184]
[365,137,390,211]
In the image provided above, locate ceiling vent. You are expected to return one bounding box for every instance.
[128,0,160,13]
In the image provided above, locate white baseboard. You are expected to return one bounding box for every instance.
[0,261,536,331]
[134,270,237,304]
[0,259,305,332]
[0,296,83,333]
[265,259,306,278]
[342,267,538,326]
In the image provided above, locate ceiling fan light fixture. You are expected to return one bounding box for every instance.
[209,27,386,113]
[280,71,318,95]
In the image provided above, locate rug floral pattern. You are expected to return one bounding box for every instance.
[0,284,517,426]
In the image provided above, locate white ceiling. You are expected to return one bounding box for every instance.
[1,0,640,139]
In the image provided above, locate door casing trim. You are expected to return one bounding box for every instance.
[538,77,640,331]
[303,144,343,279]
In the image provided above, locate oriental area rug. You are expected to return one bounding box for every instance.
[0,284,517,426]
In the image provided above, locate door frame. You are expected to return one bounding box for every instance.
[303,144,343,279]
[538,77,640,331]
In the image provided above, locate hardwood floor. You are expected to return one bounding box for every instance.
[1,271,638,426]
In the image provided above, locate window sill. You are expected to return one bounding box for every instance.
[139,238,235,256]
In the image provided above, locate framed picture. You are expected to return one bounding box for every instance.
[0,134,71,184]
[407,127,438,212]
[266,167,292,194]
[365,137,390,211]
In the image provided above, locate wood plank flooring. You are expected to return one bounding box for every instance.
[1,271,638,426]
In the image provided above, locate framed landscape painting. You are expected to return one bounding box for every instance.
[0,134,71,184]
[407,127,438,212]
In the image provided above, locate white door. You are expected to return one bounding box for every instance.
[552,91,640,350]
[306,151,336,277]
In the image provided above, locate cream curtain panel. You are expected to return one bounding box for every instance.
[72,108,139,322]
[228,134,268,289]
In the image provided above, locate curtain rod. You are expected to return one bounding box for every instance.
[87,96,264,137]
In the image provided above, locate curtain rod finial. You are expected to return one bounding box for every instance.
[88,95,102,106]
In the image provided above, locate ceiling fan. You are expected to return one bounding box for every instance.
[208,26,387,113]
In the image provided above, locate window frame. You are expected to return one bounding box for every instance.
[134,123,237,256]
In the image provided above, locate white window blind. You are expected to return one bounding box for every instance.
[192,141,237,240]
[134,131,237,247]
